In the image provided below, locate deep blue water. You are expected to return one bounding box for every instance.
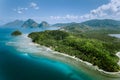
[0,27,120,80]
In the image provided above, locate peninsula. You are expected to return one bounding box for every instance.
[28,30,120,72]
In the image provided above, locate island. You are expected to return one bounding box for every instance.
[11,30,22,36]
[28,30,120,72]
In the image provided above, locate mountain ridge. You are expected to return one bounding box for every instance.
[81,19,120,28]
[2,19,50,28]
[21,19,39,28]
[3,20,24,27]
[2,19,120,29]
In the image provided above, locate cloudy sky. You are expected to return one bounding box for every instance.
[0,0,120,24]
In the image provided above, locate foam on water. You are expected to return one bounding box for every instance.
[23,53,29,56]
[7,34,43,53]
[6,34,85,80]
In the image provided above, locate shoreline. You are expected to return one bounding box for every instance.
[116,52,120,66]
[48,48,120,77]
[20,34,120,77]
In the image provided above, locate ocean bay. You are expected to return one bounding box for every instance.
[0,27,91,80]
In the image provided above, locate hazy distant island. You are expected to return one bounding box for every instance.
[21,19,39,28]
[3,19,50,28]
[11,30,22,36]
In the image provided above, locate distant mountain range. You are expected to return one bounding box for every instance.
[3,20,24,27]
[81,19,120,28]
[2,19,120,29]
[3,19,49,28]
[54,19,120,28]
[52,23,76,27]
[60,23,91,33]
[22,19,49,28]
[22,19,39,28]
[39,21,49,27]
[59,19,120,32]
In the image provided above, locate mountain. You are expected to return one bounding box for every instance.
[3,19,50,28]
[81,19,120,28]
[22,19,39,28]
[3,20,24,27]
[60,23,91,33]
[39,21,49,27]
[52,22,77,27]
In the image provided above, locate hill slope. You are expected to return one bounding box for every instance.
[81,19,120,28]
[21,19,39,28]
[39,21,49,27]
[3,20,24,27]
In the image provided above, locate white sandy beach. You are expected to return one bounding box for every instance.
[51,48,120,76]
[116,52,120,66]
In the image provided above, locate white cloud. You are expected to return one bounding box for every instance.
[80,0,120,20]
[50,14,79,20]
[14,2,39,14]
[17,10,22,14]
[14,7,28,14]
[49,0,120,22]
[49,15,81,23]
[30,2,39,10]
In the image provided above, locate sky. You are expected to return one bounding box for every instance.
[1,0,120,24]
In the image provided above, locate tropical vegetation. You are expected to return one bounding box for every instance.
[11,30,22,36]
[28,30,120,72]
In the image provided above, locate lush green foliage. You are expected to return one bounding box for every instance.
[11,30,22,36]
[62,24,120,53]
[29,30,120,72]
[61,23,91,33]
[22,19,39,28]
[81,19,120,28]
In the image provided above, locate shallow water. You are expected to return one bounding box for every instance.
[0,27,120,80]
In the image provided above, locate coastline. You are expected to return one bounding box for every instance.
[14,34,120,77]
[42,47,120,77]
[116,52,120,66]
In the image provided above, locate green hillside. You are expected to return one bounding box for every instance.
[81,19,120,28]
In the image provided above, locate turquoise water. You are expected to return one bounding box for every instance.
[0,27,120,80]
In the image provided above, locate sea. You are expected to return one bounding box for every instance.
[0,26,120,80]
